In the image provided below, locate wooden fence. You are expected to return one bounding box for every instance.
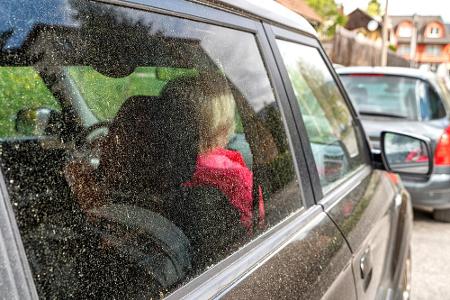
[323,27,409,67]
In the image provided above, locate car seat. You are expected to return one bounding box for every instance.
[156,76,247,271]
[65,76,248,291]
[64,94,198,297]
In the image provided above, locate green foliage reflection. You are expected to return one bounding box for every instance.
[0,67,59,137]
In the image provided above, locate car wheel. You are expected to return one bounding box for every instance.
[433,209,450,222]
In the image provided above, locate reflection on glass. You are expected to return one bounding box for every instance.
[384,133,430,174]
[340,75,421,120]
[0,0,303,298]
[276,39,363,189]
[0,67,60,137]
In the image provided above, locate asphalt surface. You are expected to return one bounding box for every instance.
[412,210,450,300]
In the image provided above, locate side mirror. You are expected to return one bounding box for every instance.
[15,107,63,136]
[381,131,432,176]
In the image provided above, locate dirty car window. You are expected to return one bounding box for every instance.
[276,40,364,191]
[0,1,304,298]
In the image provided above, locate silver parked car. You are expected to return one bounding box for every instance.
[338,66,450,221]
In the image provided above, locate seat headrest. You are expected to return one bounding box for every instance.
[100,92,199,194]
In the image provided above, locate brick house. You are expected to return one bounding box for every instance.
[389,15,450,68]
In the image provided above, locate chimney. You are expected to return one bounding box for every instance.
[337,4,344,16]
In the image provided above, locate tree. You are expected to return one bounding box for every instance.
[367,0,381,18]
[306,0,347,38]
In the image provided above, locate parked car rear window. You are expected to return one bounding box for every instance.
[424,84,447,120]
[341,74,448,121]
[437,78,450,110]
[276,40,365,191]
[0,1,304,298]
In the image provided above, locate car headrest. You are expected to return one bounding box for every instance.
[100,93,199,194]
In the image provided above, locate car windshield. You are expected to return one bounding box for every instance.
[340,74,421,120]
[66,66,198,121]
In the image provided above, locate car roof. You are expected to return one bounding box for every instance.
[336,66,436,81]
[112,0,317,36]
[211,0,316,36]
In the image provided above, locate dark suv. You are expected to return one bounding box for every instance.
[0,1,429,299]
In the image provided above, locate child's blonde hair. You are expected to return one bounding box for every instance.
[164,72,236,152]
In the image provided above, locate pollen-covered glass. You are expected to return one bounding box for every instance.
[0,1,303,298]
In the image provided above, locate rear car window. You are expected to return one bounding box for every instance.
[68,66,197,120]
[0,1,304,298]
[340,75,421,120]
[341,74,448,121]
[276,40,365,191]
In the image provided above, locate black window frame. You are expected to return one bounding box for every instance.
[424,81,447,120]
[263,24,372,202]
[0,0,325,298]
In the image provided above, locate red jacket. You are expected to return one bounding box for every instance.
[184,148,265,232]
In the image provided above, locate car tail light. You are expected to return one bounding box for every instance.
[434,126,450,166]
[387,172,400,186]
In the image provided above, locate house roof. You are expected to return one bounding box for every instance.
[345,8,381,31]
[276,0,322,23]
[390,15,450,44]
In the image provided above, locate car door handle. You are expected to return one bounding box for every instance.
[360,247,373,291]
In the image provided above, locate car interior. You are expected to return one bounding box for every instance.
[0,16,301,297]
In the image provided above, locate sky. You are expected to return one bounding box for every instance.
[335,0,450,22]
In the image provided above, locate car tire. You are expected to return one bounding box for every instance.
[433,209,450,222]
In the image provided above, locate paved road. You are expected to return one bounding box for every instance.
[412,210,450,300]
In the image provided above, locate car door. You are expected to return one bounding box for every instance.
[0,0,359,299]
[266,24,404,299]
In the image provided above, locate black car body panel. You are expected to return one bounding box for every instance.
[0,1,413,299]
[322,168,413,299]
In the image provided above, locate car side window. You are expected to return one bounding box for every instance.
[0,1,303,298]
[0,67,61,138]
[276,39,365,191]
[422,84,446,120]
